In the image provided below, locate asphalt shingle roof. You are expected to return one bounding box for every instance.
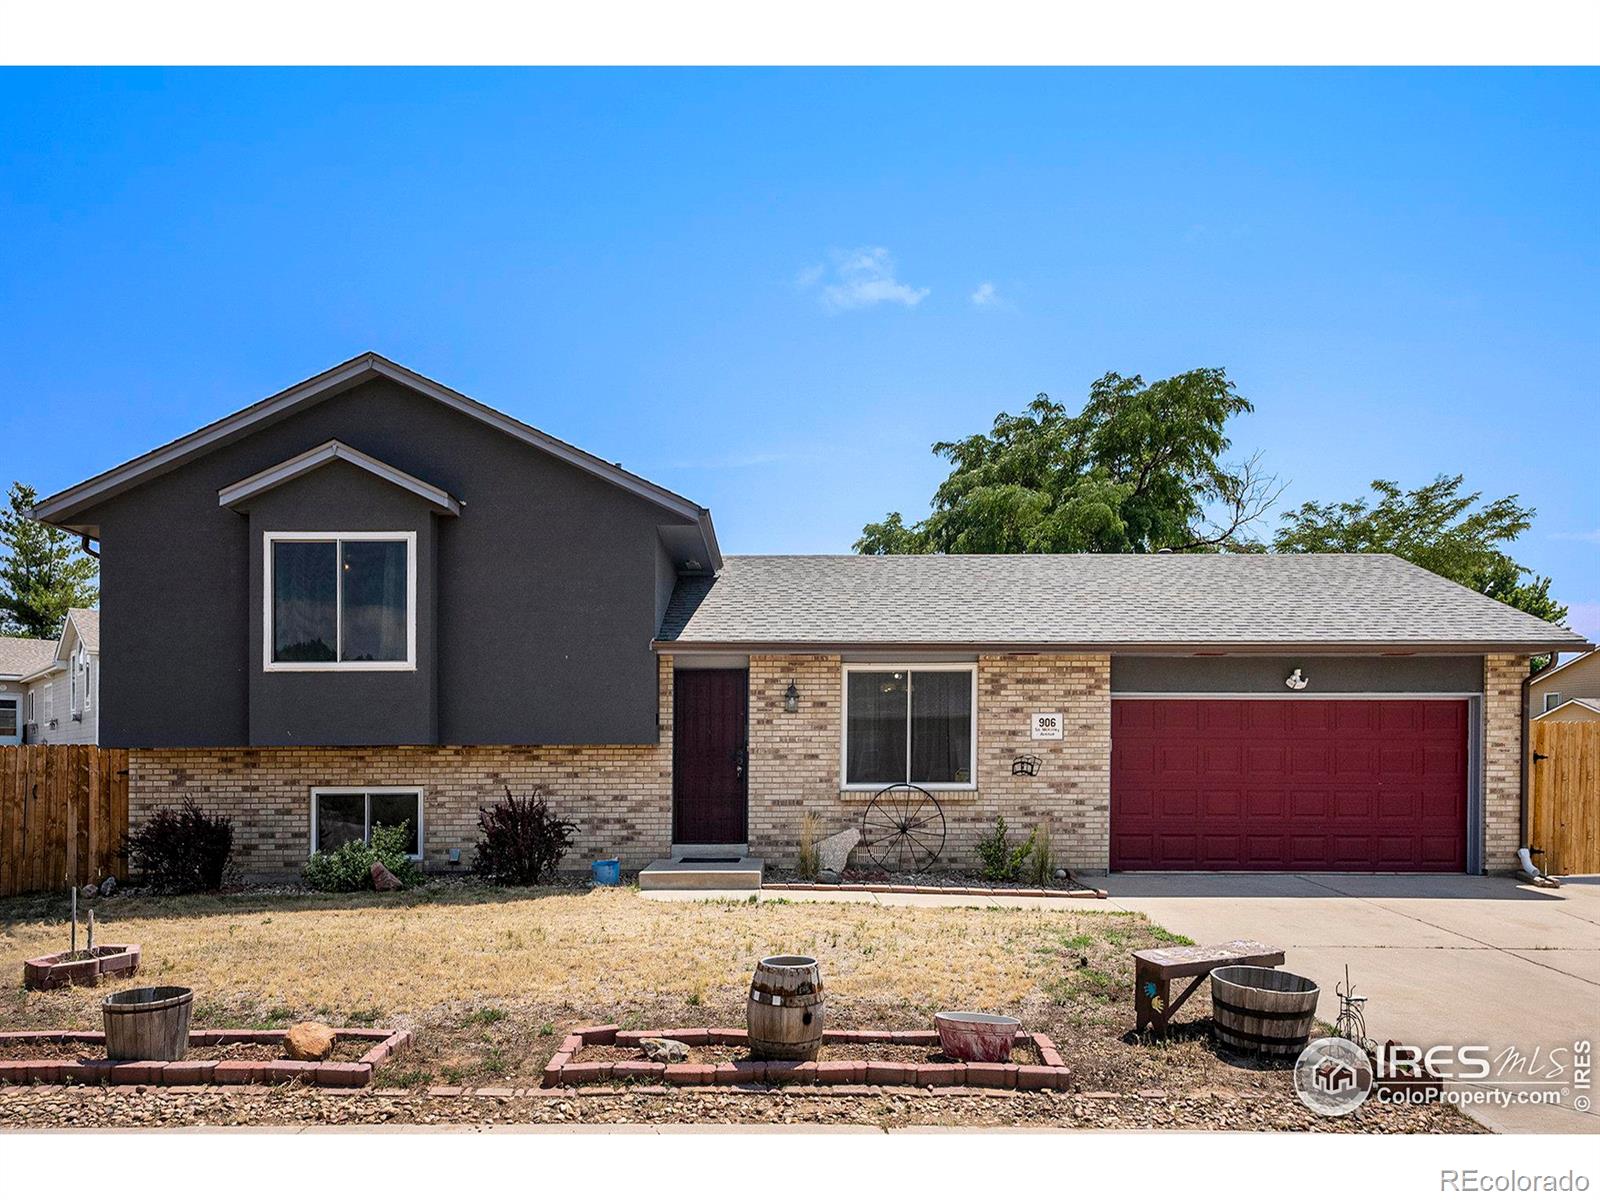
[659,554,1590,651]
[67,608,100,655]
[0,636,59,679]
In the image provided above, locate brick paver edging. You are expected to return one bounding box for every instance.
[0,1027,411,1087]
[765,882,1108,899]
[541,1026,1070,1091]
[22,944,142,991]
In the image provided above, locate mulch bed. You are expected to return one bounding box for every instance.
[0,1028,410,1088]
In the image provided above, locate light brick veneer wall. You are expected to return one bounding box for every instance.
[128,656,676,875]
[1483,653,1529,873]
[746,652,1112,873]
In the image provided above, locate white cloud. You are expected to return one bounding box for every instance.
[970,281,999,307]
[1549,529,1600,543]
[799,247,929,311]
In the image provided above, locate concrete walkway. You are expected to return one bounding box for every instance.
[1086,872,1600,1136]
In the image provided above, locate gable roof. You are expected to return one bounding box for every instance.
[0,636,58,680]
[659,553,1593,653]
[218,440,460,515]
[1535,697,1600,720]
[63,608,99,656]
[1529,648,1597,687]
[30,352,720,569]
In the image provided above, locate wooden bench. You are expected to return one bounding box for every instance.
[1133,939,1286,1036]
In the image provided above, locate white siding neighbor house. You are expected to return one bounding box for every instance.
[17,609,102,745]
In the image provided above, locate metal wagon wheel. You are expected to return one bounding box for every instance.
[861,784,946,874]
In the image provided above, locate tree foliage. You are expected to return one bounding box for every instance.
[0,481,99,638]
[1273,476,1567,624]
[855,370,1281,556]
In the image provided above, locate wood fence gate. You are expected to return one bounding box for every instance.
[0,746,129,897]
[1529,723,1600,877]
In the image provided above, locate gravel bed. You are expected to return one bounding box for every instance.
[0,1083,1485,1132]
[8,1038,374,1063]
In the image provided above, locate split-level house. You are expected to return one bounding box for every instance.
[28,354,1591,879]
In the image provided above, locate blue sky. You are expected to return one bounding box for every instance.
[2,68,1596,639]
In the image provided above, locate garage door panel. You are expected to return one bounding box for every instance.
[1111,698,1468,872]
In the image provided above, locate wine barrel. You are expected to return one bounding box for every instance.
[746,955,824,1061]
[1209,966,1319,1058]
[103,986,193,1062]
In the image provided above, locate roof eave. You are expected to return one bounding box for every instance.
[654,638,1596,656]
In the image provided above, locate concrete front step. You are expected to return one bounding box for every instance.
[639,857,763,891]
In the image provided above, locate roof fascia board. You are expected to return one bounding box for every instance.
[218,440,460,515]
[1529,648,1595,686]
[653,639,1595,655]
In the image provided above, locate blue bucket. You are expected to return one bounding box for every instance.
[591,858,621,886]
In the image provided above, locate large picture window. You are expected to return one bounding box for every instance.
[265,532,415,670]
[843,665,976,789]
[310,788,423,859]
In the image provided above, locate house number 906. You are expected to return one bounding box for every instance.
[1031,712,1062,740]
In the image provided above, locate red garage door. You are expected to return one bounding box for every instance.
[1111,699,1468,872]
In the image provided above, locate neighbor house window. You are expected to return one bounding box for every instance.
[265,532,415,670]
[310,788,423,859]
[1543,692,1562,713]
[842,665,976,789]
[0,699,16,740]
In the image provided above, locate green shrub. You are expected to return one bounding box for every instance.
[302,824,423,892]
[976,815,1035,882]
[125,798,234,893]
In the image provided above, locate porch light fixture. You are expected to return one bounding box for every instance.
[783,679,800,713]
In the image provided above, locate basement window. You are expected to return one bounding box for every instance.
[310,788,423,859]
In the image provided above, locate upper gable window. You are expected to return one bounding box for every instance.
[266,532,415,671]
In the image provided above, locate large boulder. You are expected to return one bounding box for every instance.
[284,1021,337,1061]
[639,1037,690,1064]
[816,828,860,876]
[370,861,403,891]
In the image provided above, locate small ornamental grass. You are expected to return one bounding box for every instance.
[124,798,235,893]
[303,824,423,892]
[472,789,578,885]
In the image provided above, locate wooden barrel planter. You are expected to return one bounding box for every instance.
[1209,966,1319,1058]
[103,986,193,1062]
[746,955,825,1061]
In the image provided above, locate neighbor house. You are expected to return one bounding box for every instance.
[1528,650,1600,719]
[1534,697,1600,724]
[0,635,57,746]
[18,609,101,745]
[28,354,1592,879]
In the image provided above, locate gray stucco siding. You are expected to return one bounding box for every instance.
[1110,655,1484,694]
[84,377,695,748]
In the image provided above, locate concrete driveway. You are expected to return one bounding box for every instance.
[1082,872,1600,1135]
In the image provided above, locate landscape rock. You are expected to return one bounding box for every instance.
[82,884,98,899]
[816,828,860,876]
[370,861,403,891]
[639,1037,690,1064]
[100,876,117,895]
[816,869,841,885]
[283,1021,336,1061]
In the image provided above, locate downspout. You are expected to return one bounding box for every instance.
[79,534,100,559]
[1519,651,1560,887]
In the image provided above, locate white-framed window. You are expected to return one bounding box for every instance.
[841,663,978,790]
[310,787,424,860]
[25,689,34,724]
[0,697,17,741]
[265,532,416,671]
[1543,692,1563,713]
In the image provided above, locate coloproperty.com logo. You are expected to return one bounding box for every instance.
[1293,1037,1593,1116]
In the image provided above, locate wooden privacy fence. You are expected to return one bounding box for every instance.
[0,746,129,897]
[1529,723,1600,877]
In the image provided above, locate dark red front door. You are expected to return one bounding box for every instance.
[1111,699,1468,872]
[673,669,749,844]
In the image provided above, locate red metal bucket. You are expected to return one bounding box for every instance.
[934,1011,1020,1062]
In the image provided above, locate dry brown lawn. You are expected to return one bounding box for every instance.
[0,882,1476,1139]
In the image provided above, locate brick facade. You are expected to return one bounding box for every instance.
[1482,652,1529,873]
[127,651,1523,878]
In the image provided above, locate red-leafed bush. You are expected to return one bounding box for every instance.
[125,798,234,892]
[471,789,578,885]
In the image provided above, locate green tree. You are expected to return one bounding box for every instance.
[0,481,99,638]
[856,369,1280,555]
[1272,476,1567,624]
